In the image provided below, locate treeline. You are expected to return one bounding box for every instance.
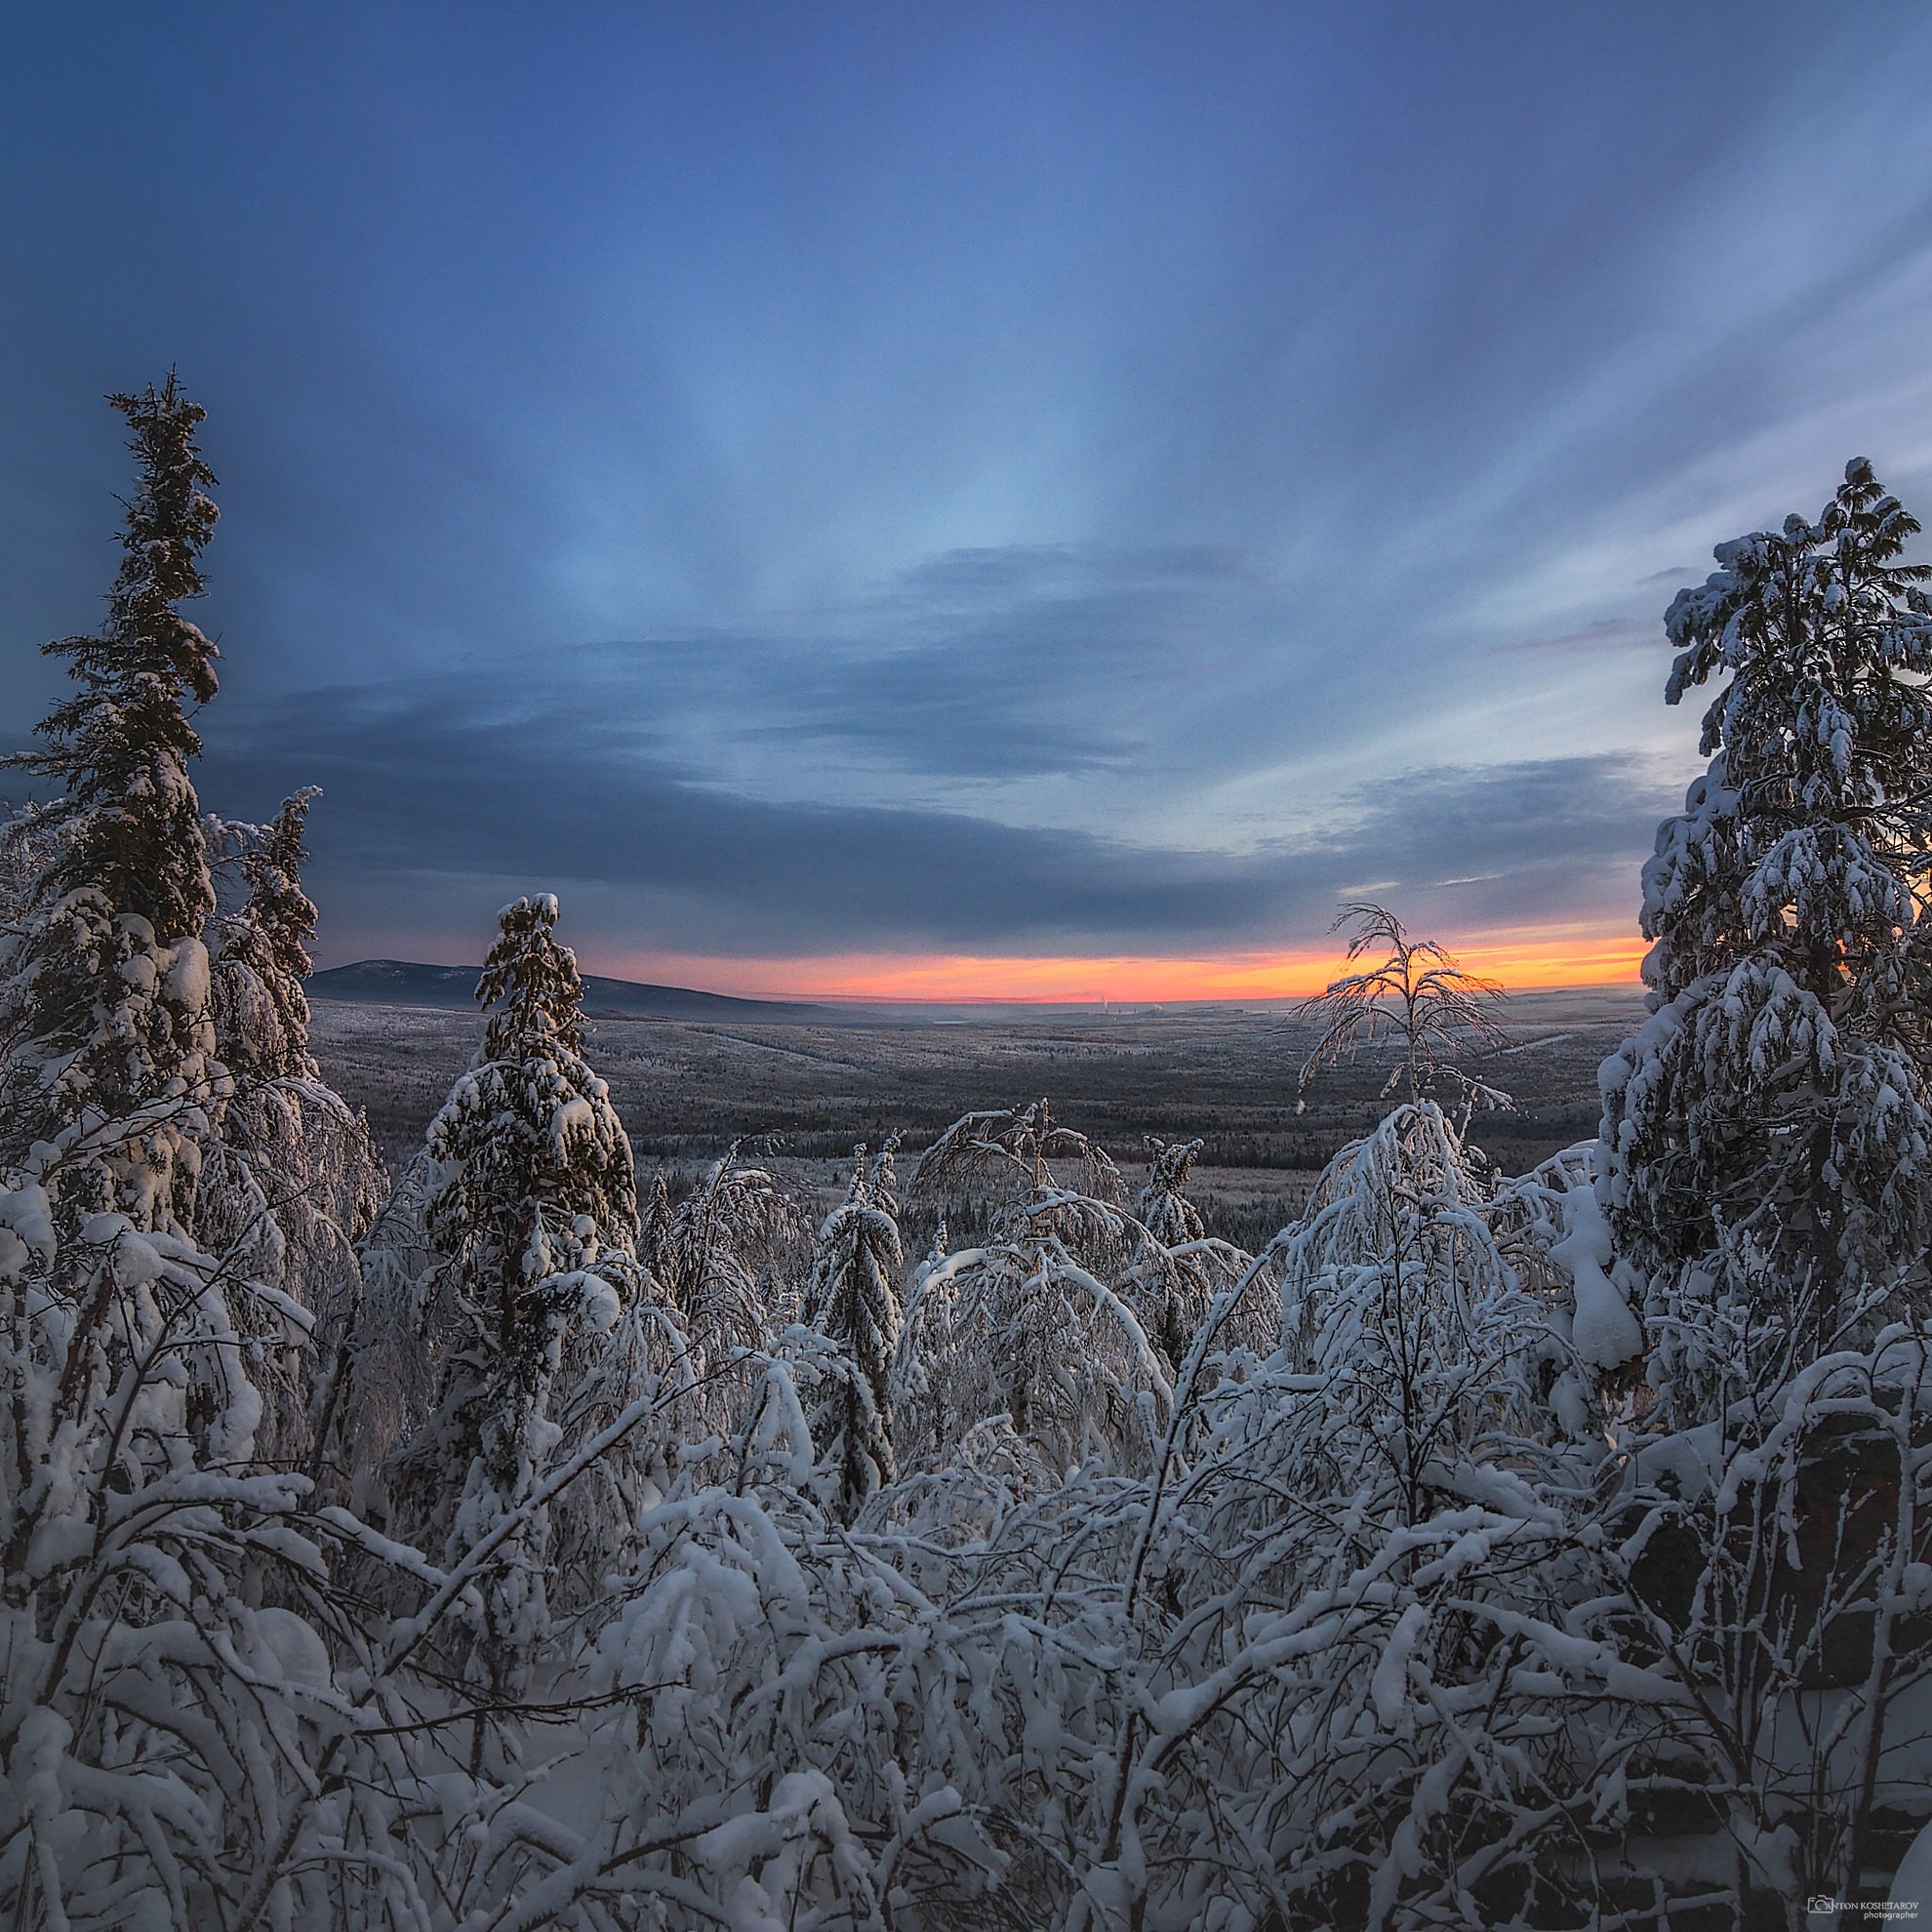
[1,383,1930,1928]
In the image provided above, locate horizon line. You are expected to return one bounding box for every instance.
[312,928,1650,1007]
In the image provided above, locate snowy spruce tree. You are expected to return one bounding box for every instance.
[202,788,383,1465]
[1602,458,1932,1413]
[0,377,225,1234]
[389,894,641,1686]
[801,1140,904,1519]
[210,788,325,1087]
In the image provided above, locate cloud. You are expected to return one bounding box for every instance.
[887,543,1266,605]
[197,673,1674,963]
[582,541,1283,789]
[1491,618,1658,659]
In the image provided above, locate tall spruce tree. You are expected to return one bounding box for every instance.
[393,895,640,1684]
[0,376,224,1232]
[1601,459,1932,1414]
[803,1142,905,1520]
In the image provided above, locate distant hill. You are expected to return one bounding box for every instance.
[307,958,833,1024]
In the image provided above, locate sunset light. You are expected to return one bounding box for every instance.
[596,925,1650,1005]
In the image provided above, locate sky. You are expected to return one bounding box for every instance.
[6,4,1932,1000]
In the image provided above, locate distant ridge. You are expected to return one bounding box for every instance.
[308,958,832,1023]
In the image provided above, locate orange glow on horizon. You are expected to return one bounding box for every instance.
[586,926,1649,1005]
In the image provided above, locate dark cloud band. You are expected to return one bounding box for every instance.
[193,673,1672,961]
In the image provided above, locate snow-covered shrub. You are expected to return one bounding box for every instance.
[516,1358,1010,1930]
[1569,1325,1932,1915]
[0,800,62,936]
[846,1088,1610,1926]
[1266,1101,1558,1491]
[1490,1140,1646,1425]
[1297,901,1512,1122]
[0,1090,717,1931]
[646,1139,808,1351]
[1049,1100,1613,1928]
[0,1122,421,1931]
[801,1141,905,1521]
[333,1147,445,1501]
[900,1102,1173,1488]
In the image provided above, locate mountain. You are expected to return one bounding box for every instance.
[307,958,833,1023]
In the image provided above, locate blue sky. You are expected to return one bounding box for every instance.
[6,4,1932,992]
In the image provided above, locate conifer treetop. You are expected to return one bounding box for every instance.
[803,1140,905,1520]
[477,893,586,1061]
[218,787,322,1083]
[13,373,221,944]
[425,892,634,1294]
[0,377,227,1204]
[1138,1135,1206,1246]
[1664,456,1932,780]
[1642,457,1932,997]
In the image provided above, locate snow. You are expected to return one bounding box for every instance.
[1370,1601,1429,1729]
[1891,1813,1932,1915]
[1552,1185,1644,1369]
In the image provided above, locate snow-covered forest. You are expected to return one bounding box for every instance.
[3,379,1931,1929]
